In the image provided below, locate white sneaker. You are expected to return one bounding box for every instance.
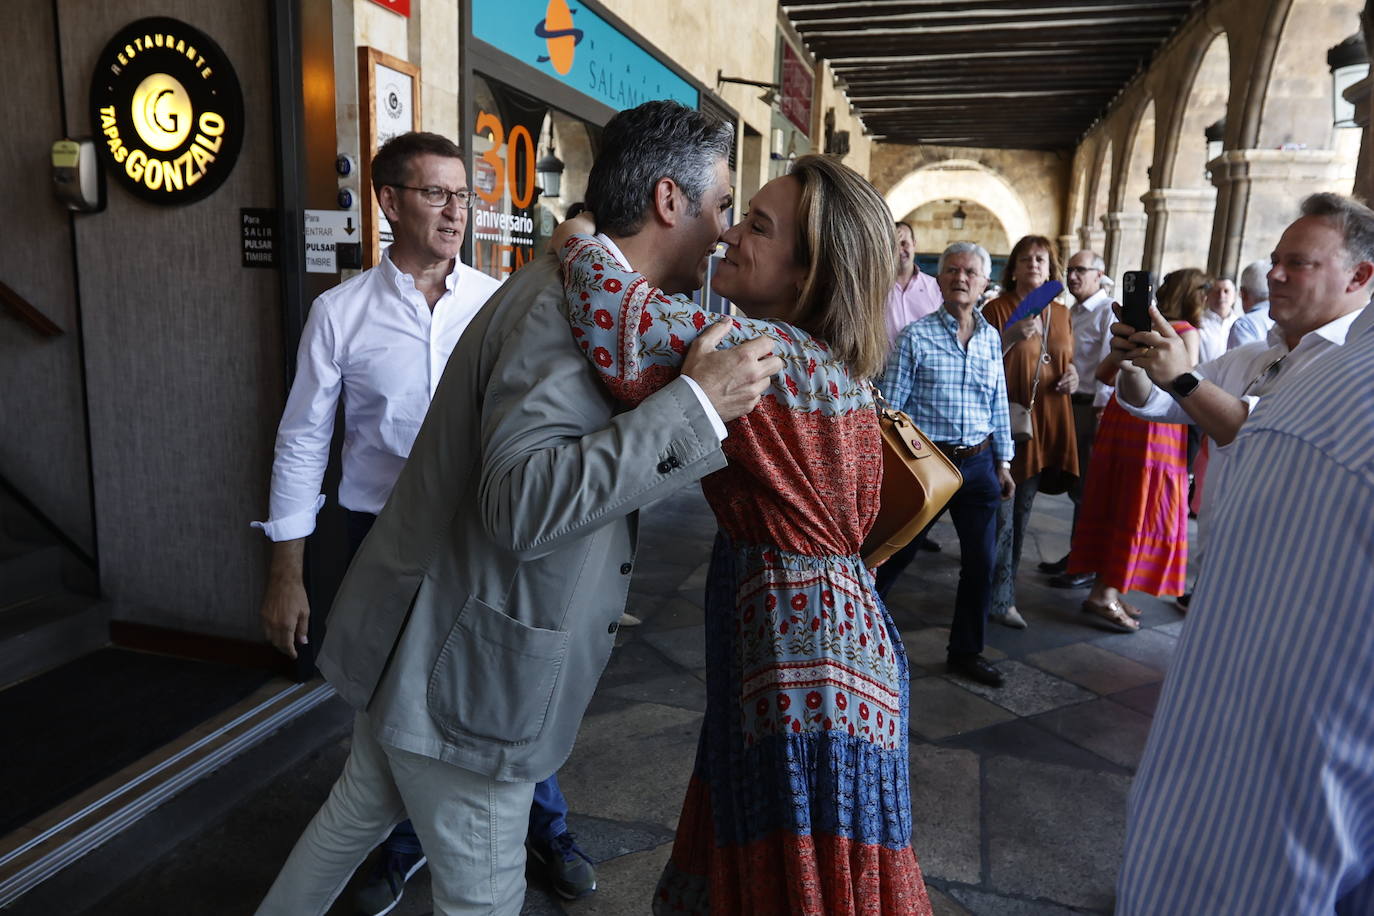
[990,607,1027,629]
[618,612,642,627]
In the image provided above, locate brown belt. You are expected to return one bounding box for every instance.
[935,436,991,460]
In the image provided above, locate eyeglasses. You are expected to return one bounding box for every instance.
[1064,266,1099,275]
[390,185,475,209]
[1241,353,1288,397]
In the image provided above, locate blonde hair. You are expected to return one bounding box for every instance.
[788,155,895,380]
[1157,267,1210,327]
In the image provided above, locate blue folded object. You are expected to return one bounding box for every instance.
[1002,281,1064,327]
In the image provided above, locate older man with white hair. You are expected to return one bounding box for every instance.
[876,241,1015,687]
[1227,259,1274,349]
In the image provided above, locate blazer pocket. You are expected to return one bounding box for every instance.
[426,595,569,744]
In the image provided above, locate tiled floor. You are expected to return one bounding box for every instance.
[64,483,1189,915]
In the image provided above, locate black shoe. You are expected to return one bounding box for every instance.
[917,536,941,553]
[1175,593,1191,613]
[1049,571,1096,589]
[354,849,427,916]
[1038,554,1069,575]
[947,653,1004,687]
[528,831,597,900]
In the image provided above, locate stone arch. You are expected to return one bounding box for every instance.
[884,160,1032,254]
[1103,98,1154,281]
[1168,31,1230,190]
[1115,97,1155,212]
[1255,0,1363,151]
[1088,139,1113,228]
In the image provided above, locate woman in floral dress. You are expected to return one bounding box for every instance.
[554,154,932,915]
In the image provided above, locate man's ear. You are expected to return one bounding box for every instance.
[1349,259,1374,293]
[650,176,683,229]
[378,185,403,224]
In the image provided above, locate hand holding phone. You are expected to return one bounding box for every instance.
[1120,270,1154,333]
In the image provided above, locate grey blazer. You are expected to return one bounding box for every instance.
[317,255,725,782]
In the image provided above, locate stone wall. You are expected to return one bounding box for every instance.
[1069,0,1362,281]
[870,142,1071,247]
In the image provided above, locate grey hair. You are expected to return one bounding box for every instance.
[1300,192,1374,265]
[1071,249,1107,273]
[585,100,735,236]
[1239,259,1270,299]
[938,241,992,278]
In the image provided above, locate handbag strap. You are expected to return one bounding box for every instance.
[1027,303,1051,410]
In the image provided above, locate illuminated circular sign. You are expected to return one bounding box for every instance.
[89,18,244,205]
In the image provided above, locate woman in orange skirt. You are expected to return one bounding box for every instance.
[1068,268,1207,631]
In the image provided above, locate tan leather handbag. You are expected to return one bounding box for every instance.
[861,396,963,568]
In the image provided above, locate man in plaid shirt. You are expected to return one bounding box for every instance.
[874,241,1015,688]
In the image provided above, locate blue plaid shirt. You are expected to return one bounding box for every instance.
[880,307,1013,462]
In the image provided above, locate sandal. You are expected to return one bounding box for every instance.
[1081,599,1140,633]
[1119,600,1143,619]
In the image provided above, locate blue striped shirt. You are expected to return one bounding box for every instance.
[880,307,1012,462]
[1118,323,1374,914]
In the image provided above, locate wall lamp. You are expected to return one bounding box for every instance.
[717,69,781,107]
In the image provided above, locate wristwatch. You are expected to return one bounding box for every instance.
[999,460,1012,470]
[1169,371,1201,399]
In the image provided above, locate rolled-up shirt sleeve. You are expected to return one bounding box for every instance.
[251,298,341,541]
[880,329,919,411]
[1117,382,1189,424]
[990,351,1013,462]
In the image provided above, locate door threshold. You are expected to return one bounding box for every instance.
[0,677,335,906]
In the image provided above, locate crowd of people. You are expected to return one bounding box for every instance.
[247,99,1374,915]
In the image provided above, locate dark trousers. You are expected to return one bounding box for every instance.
[874,447,1001,658]
[1068,396,1099,533]
[345,511,572,854]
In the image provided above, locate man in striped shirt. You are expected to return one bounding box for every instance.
[1118,193,1374,914]
[875,241,1015,688]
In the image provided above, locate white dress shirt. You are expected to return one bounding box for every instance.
[253,251,502,541]
[1227,301,1273,349]
[1068,287,1115,406]
[1120,307,1364,550]
[1196,308,1236,364]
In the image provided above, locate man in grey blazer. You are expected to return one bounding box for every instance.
[257,101,782,915]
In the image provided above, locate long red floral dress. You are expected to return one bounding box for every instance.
[559,235,932,915]
[1067,321,1193,594]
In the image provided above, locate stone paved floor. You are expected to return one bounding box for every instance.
[71,483,1189,915]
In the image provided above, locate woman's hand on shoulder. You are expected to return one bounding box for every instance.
[549,212,597,254]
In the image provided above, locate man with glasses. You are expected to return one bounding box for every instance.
[1041,249,1114,588]
[254,132,588,911]
[1117,191,1374,916]
[1110,194,1371,610]
[875,241,1015,688]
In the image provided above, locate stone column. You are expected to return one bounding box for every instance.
[1346,74,1373,203]
[1102,211,1147,289]
[1208,149,1355,279]
[1058,234,1076,264]
[1078,224,1105,256]
[1140,188,1218,278]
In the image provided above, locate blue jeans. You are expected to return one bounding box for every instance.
[873,447,1001,657]
[346,512,571,855]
